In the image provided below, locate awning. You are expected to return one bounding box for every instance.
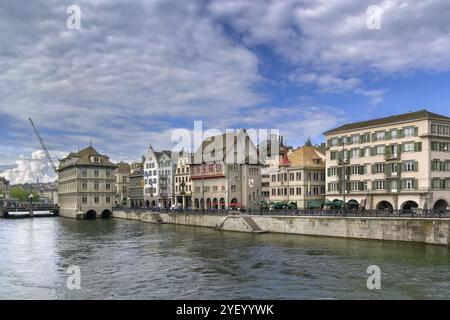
[307,199,324,209]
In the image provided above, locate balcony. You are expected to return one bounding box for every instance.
[191,164,225,180]
[385,153,400,161]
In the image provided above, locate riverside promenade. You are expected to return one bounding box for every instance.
[113,209,450,246]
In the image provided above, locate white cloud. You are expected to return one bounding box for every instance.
[1,150,57,185]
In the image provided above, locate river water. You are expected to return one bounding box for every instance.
[0,217,449,299]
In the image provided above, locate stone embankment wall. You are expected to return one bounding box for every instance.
[113,210,450,246]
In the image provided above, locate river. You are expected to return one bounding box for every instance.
[0,217,449,299]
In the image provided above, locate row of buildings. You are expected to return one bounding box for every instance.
[55,109,450,218]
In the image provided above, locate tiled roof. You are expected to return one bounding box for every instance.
[59,146,116,170]
[324,109,450,135]
[287,146,325,168]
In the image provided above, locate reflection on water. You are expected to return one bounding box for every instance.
[0,218,449,299]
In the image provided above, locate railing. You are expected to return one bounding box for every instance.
[113,207,450,218]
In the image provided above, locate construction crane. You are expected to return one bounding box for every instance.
[29,118,58,174]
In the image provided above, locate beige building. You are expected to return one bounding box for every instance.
[129,160,144,208]
[324,109,450,211]
[58,146,117,219]
[0,177,10,198]
[191,130,262,210]
[267,142,326,209]
[115,162,131,207]
[174,153,193,208]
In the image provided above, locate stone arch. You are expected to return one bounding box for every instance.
[206,198,211,209]
[101,209,112,219]
[347,199,359,209]
[401,200,419,212]
[194,198,199,209]
[145,200,150,208]
[376,201,394,212]
[151,200,156,207]
[220,197,225,209]
[230,198,238,208]
[213,198,218,209]
[85,210,97,220]
[433,199,448,212]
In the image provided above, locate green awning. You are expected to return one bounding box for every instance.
[307,199,324,209]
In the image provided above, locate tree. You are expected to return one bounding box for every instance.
[9,186,39,202]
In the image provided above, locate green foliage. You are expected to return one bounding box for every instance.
[9,186,39,202]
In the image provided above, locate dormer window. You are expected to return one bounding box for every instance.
[91,156,100,163]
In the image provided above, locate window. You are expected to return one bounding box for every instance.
[376,131,385,141]
[404,127,415,137]
[375,163,385,173]
[351,181,359,191]
[403,142,414,152]
[375,180,385,190]
[231,185,236,191]
[331,138,338,147]
[376,145,385,155]
[330,151,337,160]
[403,179,414,190]
[94,197,99,204]
[391,130,398,139]
[94,182,99,190]
[94,170,99,177]
[82,196,87,204]
[403,161,416,172]
[106,197,110,203]
[351,135,359,144]
[82,182,87,190]
[81,169,87,177]
[351,149,359,158]
[106,170,111,177]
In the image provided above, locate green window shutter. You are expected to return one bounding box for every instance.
[397,162,402,173]
[385,131,391,140]
[346,136,351,145]
[372,133,377,142]
[346,150,351,159]
[385,146,391,155]
[327,140,331,148]
[414,142,422,152]
[359,135,364,143]
[338,138,343,146]
[364,165,368,174]
[413,180,418,190]
[399,144,404,153]
[398,129,404,138]
[359,149,364,157]
[414,127,419,137]
[385,163,392,175]
[372,181,376,190]
[370,147,376,156]
[371,164,376,174]
[414,161,419,172]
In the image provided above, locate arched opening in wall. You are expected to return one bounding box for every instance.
[85,210,97,220]
[376,201,394,212]
[220,198,225,209]
[230,198,238,209]
[152,200,156,207]
[145,200,150,208]
[206,198,211,209]
[401,201,419,213]
[101,209,112,219]
[131,201,135,208]
[347,199,359,210]
[139,201,143,208]
[200,198,204,210]
[194,199,199,209]
[433,199,448,212]
[213,198,218,209]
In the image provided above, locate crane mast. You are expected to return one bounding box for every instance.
[28,118,58,174]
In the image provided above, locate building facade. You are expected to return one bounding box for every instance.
[115,162,131,207]
[190,130,263,210]
[129,160,144,208]
[174,153,193,208]
[0,177,10,198]
[58,146,117,219]
[324,110,450,211]
[267,143,326,209]
[143,145,175,208]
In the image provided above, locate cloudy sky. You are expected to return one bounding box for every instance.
[1,0,450,184]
